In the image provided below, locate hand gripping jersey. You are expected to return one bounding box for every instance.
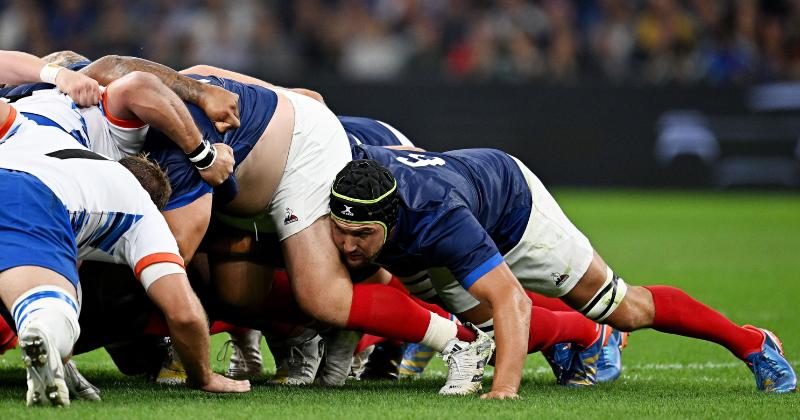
[142,74,278,210]
[351,145,532,289]
[0,113,182,288]
[10,87,148,160]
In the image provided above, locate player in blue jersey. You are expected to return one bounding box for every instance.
[328,145,797,398]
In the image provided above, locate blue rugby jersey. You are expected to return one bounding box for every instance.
[339,116,403,147]
[142,74,278,210]
[351,145,532,289]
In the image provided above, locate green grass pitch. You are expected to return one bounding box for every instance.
[0,189,798,418]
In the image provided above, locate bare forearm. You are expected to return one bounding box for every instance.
[83,55,206,104]
[491,292,531,393]
[166,306,212,385]
[0,50,49,84]
[125,78,202,153]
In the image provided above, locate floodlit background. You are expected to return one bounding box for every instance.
[4,0,800,187]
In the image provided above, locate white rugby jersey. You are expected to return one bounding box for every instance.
[10,87,148,160]
[0,113,182,283]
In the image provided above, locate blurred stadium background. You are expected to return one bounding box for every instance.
[4,0,800,188]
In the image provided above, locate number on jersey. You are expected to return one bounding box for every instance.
[396,153,445,168]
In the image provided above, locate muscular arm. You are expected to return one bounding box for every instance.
[40,50,89,67]
[82,56,240,130]
[181,64,326,104]
[146,272,250,393]
[162,193,213,263]
[105,71,234,185]
[467,263,531,399]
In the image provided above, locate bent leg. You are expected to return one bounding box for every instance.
[563,253,763,360]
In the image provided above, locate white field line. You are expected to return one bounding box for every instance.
[423,360,799,379]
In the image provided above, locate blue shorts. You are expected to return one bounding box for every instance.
[339,116,405,147]
[0,169,78,287]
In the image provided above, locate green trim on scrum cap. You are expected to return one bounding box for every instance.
[330,179,397,204]
[330,213,389,243]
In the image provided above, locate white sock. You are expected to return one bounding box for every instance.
[12,285,80,359]
[420,313,457,352]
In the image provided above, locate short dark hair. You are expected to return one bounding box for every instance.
[119,155,172,210]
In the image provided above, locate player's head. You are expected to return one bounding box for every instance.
[119,155,172,210]
[330,159,398,269]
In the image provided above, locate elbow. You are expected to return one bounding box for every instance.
[513,289,532,317]
[165,304,205,331]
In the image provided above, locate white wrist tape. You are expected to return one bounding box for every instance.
[40,63,64,85]
[140,262,186,291]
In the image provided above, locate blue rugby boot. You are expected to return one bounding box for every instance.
[561,325,611,387]
[596,329,627,383]
[743,326,797,393]
[542,342,575,385]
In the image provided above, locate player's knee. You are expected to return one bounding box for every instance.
[605,286,655,332]
[293,285,350,328]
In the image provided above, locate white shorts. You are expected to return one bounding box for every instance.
[267,89,351,241]
[503,157,594,297]
[405,157,595,313]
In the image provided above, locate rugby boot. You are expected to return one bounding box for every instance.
[155,344,187,385]
[542,342,575,385]
[439,324,495,396]
[20,326,69,407]
[64,360,101,401]
[596,329,627,383]
[398,343,436,380]
[349,345,375,380]
[563,325,612,387]
[267,331,324,386]
[743,326,797,393]
[226,329,263,379]
[319,330,361,387]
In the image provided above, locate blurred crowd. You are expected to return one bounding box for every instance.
[2,0,800,85]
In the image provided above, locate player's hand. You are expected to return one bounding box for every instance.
[480,387,520,400]
[55,69,101,107]
[190,373,250,393]
[199,143,234,186]
[199,84,240,133]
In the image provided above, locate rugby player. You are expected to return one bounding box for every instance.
[327,145,798,398]
[0,95,249,406]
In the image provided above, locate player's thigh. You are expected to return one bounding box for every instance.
[0,266,76,310]
[281,216,352,327]
[210,258,275,309]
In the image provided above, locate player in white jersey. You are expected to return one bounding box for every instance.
[0,100,249,407]
[0,50,234,186]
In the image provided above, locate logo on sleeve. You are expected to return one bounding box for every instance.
[341,205,354,217]
[284,208,299,225]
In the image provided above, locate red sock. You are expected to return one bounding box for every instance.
[142,314,170,336]
[355,334,387,354]
[264,270,312,324]
[645,286,763,359]
[0,316,17,354]
[386,276,410,294]
[528,291,574,312]
[347,283,471,347]
[528,307,599,352]
[386,277,475,341]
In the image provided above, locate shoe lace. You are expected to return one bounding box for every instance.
[216,340,234,363]
[443,351,466,381]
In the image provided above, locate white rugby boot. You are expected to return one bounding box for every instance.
[267,331,324,386]
[225,329,263,379]
[20,326,70,407]
[348,345,375,380]
[64,360,101,401]
[319,330,361,387]
[439,324,495,396]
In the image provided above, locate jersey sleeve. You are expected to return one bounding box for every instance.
[142,133,212,210]
[115,199,184,286]
[417,207,504,290]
